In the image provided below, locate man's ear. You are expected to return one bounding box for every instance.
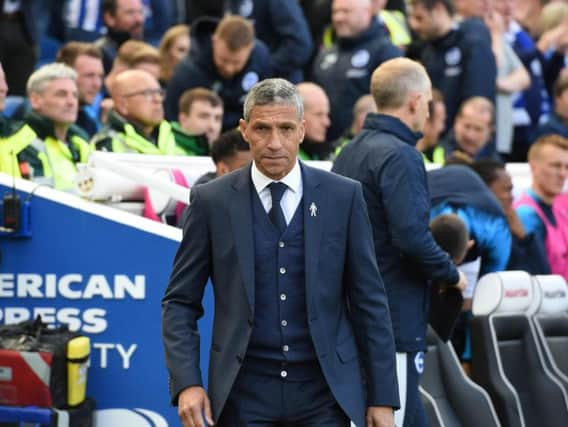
[29,92,42,111]
[239,119,249,143]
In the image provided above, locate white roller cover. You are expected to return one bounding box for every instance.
[75,165,145,201]
[472,271,533,316]
[534,275,568,314]
[88,151,215,186]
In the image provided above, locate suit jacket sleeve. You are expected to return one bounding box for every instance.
[162,186,211,405]
[346,182,400,408]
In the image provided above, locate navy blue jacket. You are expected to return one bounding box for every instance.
[226,0,313,82]
[162,163,399,424]
[418,23,497,130]
[534,112,568,141]
[333,114,459,351]
[164,18,272,129]
[311,19,401,141]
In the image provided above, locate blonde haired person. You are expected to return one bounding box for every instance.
[159,25,190,84]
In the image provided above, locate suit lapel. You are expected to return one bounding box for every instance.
[302,163,324,307]
[229,167,255,314]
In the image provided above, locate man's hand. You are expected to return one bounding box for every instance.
[178,386,214,427]
[366,406,395,427]
[453,270,468,293]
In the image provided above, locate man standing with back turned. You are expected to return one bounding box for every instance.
[162,78,399,427]
[333,58,466,427]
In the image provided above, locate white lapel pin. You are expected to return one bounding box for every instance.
[309,202,317,217]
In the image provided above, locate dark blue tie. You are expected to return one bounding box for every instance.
[268,182,288,234]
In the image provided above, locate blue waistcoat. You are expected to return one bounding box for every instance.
[246,189,318,379]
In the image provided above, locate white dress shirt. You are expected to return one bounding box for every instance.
[251,161,303,225]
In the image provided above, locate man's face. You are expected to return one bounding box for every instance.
[239,104,305,180]
[30,78,78,125]
[106,0,144,38]
[531,144,568,200]
[454,105,493,156]
[332,0,372,38]
[212,37,252,79]
[217,150,252,176]
[116,73,164,128]
[0,64,8,112]
[304,93,330,143]
[73,54,104,105]
[422,100,446,145]
[408,3,440,40]
[489,168,514,210]
[179,99,224,144]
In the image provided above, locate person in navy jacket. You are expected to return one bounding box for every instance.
[164,15,272,131]
[407,0,497,131]
[311,0,401,141]
[333,58,466,427]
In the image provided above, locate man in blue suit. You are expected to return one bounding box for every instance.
[162,78,399,427]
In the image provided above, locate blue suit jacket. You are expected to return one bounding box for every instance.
[162,163,399,425]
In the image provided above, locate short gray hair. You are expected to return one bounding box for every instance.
[371,58,430,111]
[243,78,304,121]
[27,63,77,96]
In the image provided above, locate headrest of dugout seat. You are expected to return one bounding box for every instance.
[472,271,533,316]
[533,275,568,315]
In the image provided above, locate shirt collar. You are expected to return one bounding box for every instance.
[251,160,302,194]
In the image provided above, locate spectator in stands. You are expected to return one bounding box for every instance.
[158,25,190,85]
[311,0,401,141]
[104,40,161,93]
[333,57,466,427]
[333,93,377,156]
[515,135,568,279]
[472,158,550,274]
[495,0,551,161]
[165,16,272,131]
[407,0,497,131]
[441,97,500,161]
[95,0,145,74]
[56,42,105,137]
[484,5,531,158]
[296,82,333,160]
[171,88,224,156]
[0,64,91,191]
[417,88,447,166]
[92,69,180,155]
[535,71,568,140]
[0,0,36,96]
[194,129,251,186]
[225,0,314,83]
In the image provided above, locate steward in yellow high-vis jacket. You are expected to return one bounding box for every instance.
[0,63,91,191]
[91,69,183,155]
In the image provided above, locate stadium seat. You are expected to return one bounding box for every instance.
[420,326,499,427]
[471,271,568,427]
[532,275,568,395]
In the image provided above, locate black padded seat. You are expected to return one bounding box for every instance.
[420,326,499,427]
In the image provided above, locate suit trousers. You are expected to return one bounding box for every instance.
[218,361,350,427]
